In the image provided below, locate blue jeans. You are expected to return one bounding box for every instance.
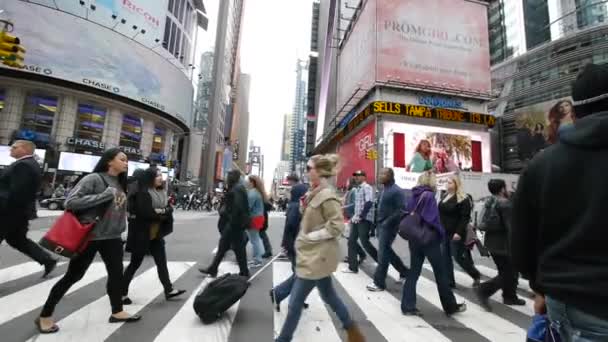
[547,296,608,342]
[401,240,458,314]
[246,229,263,263]
[373,221,409,288]
[274,258,297,304]
[276,276,353,342]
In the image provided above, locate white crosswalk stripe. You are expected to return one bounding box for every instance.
[0,259,534,341]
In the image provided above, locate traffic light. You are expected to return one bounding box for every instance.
[0,31,25,68]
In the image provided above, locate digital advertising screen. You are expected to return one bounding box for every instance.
[1,1,193,125]
[58,152,101,173]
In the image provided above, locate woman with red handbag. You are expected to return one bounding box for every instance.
[121,167,186,305]
[36,148,141,334]
[246,175,267,268]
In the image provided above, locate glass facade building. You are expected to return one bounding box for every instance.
[489,0,608,171]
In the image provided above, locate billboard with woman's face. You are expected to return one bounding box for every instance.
[514,97,575,163]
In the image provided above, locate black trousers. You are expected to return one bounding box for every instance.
[123,239,172,296]
[260,229,272,255]
[209,230,249,277]
[348,220,378,272]
[0,217,53,266]
[41,239,124,317]
[479,254,519,300]
[445,235,481,286]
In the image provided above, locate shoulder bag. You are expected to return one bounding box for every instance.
[39,174,112,258]
[398,192,439,246]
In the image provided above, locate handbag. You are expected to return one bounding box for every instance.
[398,193,439,246]
[39,174,111,258]
[527,314,561,342]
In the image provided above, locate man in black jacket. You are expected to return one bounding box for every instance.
[475,179,525,311]
[199,170,250,277]
[0,140,56,277]
[512,63,608,340]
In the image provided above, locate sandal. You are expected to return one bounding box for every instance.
[35,318,59,334]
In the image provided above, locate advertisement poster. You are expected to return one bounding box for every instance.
[337,120,376,188]
[376,0,491,93]
[337,0,376,111]
[1,2,193,125]
[384,121,491,174]
[513,97,575,163]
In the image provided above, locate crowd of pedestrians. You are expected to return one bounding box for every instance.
[0,63,606,341]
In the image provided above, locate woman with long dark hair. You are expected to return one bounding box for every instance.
[122,167,186,305]
[547,100,574,144]
[37,148,140,334]
[245,175,267,268]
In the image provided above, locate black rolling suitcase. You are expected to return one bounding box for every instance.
[193,254,281,324]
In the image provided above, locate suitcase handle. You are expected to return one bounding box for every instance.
[247,254,283,283]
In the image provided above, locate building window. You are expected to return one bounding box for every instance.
[152,126,166,153]
[120,114,142,149]
[164,0,195,67]
[21,93,58,142]
[75,103,106,141]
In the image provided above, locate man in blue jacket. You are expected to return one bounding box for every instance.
[269,175,309,312]
[367,168,409,291]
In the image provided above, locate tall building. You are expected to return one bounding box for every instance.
[0,1,207,185]
[197,0,246,191]
[489,0,608,171]
[231,72,251,172]
[280,113,293,162]
[311,0,495,187]
[305,2,321,157]
[289,60,308,174]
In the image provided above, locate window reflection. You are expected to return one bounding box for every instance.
[76,103,106,141]
[120,114,142,149]
[152,126,165,154]
[21,93,58,142]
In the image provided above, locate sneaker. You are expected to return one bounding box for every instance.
[402,309,423,317]
[503,297,526,306]
[43,259,58,278]
[342,268,358,274]
[165,289,186,300]
[366,283,385,292]
[358,256,366,265]
[262,252,272,259]
[249,261,263,268]
[342,257,349,263]
[122,296,132,305]
[398,275,407,284]
[472,278,481,288]
[447,303,467,316]
[474,288,492,312]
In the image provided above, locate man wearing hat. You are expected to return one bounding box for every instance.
[511,63,608,340]
[343,170,377,274]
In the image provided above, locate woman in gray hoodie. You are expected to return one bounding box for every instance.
[36,148,141,334]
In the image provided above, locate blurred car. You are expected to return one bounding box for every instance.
[39,197,65,211]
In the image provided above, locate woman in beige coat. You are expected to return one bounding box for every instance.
[275,154,365,342]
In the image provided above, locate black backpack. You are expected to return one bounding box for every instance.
[478,197,502,232]
[193,273,249,324]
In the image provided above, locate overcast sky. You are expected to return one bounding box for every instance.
[196,0,313,189]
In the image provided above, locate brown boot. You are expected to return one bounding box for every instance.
[346,324,365,342]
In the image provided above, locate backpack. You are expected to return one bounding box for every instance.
[478,197,503,232]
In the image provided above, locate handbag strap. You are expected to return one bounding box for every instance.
[410,192,427,215]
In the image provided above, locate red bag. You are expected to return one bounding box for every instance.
[39,174,110,258]
[39,212,95,258]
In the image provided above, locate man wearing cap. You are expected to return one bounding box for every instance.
[344,170,377,274]
[512,63,608,340]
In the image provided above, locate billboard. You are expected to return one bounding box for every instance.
[1,2,193,125]
[513,97,575,163]
[383,121,492,175]
[337,0,376,112]
[376,0,490,93]
[336,120,376,187]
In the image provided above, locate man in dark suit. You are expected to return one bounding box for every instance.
[0,140,56,277]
